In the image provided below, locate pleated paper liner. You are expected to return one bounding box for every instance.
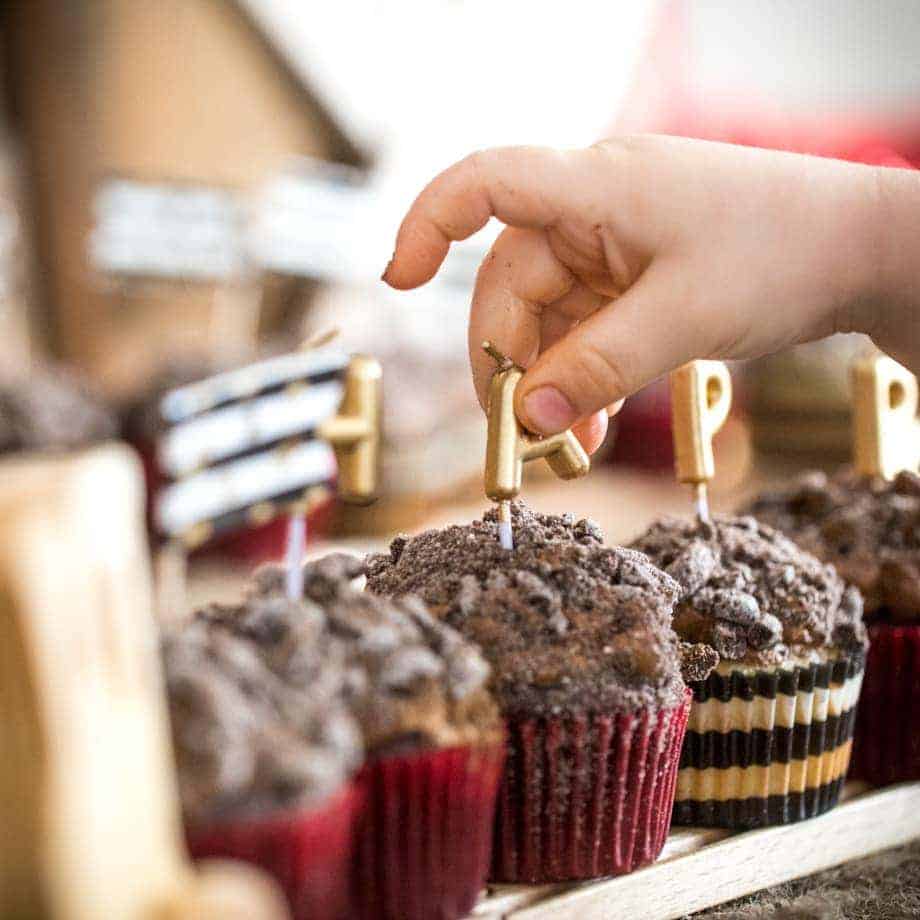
[186,782,364,920]
[674,650,865,828]
[850,623,920,784]
[352,741,506,920]
[492,689,693,883]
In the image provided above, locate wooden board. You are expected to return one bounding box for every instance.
[0,446,287,920]
[472,781,920,919]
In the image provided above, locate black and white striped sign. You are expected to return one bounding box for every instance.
[155,346,349,545]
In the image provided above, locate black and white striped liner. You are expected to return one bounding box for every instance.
[673,650,865,829]
[155,347,348,545]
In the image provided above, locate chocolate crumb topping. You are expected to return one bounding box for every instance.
[162,596,360,824]
[254,554,500,756]
[165,557,499,822]
[745,469,920,621]
[632,515,867,667]
[0,369,117,455]
[679,641,720,683]
[366,501,696,715]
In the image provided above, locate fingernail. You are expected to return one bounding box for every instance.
[522,386,577,434]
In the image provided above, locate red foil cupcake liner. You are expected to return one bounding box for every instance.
[352,742,505,920]
[492,690,692,883]
[850,624,920,784]
[186,782,363,920]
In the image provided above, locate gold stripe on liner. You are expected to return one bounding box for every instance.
[688,673,862,733]
[676,740,853,802]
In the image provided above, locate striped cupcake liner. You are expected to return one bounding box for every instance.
[492,690,692,883]
[850,624,920,784]
[674,651,865,828]
[352,742,505,920]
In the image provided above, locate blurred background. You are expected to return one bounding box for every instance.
[1,0,918,558]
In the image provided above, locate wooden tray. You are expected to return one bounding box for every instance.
[473,781,920,919]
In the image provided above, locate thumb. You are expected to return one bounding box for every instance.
[515,268,712,433]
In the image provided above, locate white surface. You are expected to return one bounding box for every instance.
[239,0,658,161]
[688,0,920,113]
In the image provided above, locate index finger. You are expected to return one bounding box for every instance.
[382,145,603,290]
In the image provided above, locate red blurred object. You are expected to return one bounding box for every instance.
[608,378,675,470]
[850,624,920,785]
[352,743,506,920]
[491,691,691,883]
[610,4,918,472]
[187,783,363,920]
[618,1,920,167]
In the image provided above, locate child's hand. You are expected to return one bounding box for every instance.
[384,135,917,453]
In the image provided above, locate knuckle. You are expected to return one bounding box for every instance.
[591,134,655,162]
[473,246,500,287]
[572,336,634,405]
[459,147,492,181]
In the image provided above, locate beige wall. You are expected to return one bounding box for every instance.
[98,1,337,184]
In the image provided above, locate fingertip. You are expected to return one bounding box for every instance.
[381,258,396,286]
[516,384,578,436]
[380,261,424,290]
[382,204,454,289]
[380,254,442,290]
[572,411,609,456]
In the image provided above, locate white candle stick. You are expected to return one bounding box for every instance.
[497,500,514,551]
[285,512,307,600]
[694,482,711,524]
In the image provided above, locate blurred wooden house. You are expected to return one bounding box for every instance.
[3,0,368,397]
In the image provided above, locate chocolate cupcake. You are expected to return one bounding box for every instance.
[0,368,117,455]
[366,502,702,883]
[746,469,920,784]
[163,593,363,920]
[746,469,919,620]
[255,553,504,920]
[632,515,867,828]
